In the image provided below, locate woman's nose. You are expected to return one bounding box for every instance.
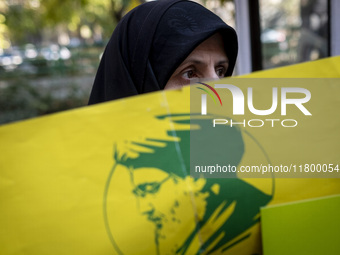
[203,68,219,81]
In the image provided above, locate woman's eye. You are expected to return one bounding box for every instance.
[182,69,197,79]
[216,67,226,78]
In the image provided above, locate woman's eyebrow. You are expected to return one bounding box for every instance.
[182,59,229,66]
[217,60,229,65]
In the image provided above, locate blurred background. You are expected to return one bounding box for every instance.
[0,0,334,125]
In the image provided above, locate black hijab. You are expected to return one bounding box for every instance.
[88,0,238,105]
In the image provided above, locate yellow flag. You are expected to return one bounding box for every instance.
[1,56,339,255]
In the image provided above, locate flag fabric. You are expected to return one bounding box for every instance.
[0,56,340,255]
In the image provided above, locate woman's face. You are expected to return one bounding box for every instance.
[164,33,229,90]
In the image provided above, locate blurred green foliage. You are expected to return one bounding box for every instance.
[0,0,143,47]
[0,0,144,125]
[0,45,102,125]
[0,77,90,125]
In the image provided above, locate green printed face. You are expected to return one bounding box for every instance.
[104,114,273,254]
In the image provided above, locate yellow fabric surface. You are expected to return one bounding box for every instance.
[0,56,339,255]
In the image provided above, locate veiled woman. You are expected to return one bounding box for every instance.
[88,0,238,104]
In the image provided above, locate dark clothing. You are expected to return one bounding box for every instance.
[88,0,238,105]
